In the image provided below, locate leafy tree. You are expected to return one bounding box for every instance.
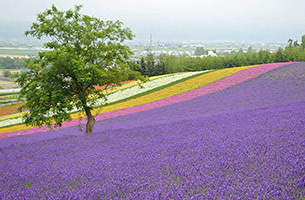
[287,39,293,48]
[293,40,299,48]
[194,47,206,56]
[139,57,146,75]
[301,35,305,49]
[9,72,19,79]
[275,48,285,62]
[1,57,14,69]
[154,62,166,75]
[145,53,155,76]
[0,57,26,69]
[3,70,11,78]
[247,46,254,53]
[127,61,142,80]
[154,54,166,75]
[17,5,143,133]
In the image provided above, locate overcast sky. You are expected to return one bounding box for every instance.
[1,0,305,42]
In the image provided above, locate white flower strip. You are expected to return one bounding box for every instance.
[93,71,206,106]
[68,71,205,112]
[0,117,24,127]
[0,71,207,128]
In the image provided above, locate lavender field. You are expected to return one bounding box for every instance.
[0,63,305,199]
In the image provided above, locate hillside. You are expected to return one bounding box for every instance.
[0,62,304,199]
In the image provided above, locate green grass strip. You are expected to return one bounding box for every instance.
[0,92,20,97]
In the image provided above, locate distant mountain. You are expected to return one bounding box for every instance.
[0,21,32,39]
[0,20,302,44]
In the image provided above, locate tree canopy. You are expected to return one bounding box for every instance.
[0,57,26,69]
[17,5,143,133]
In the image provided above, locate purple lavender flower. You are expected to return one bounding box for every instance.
[0,63,304,199]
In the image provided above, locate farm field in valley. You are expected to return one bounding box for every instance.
[0,63,304,199]
[0,80,18,89]
[0,49,41,56]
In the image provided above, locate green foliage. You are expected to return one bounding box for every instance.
[287,39,293,48]
[146,54,155,75]
[134,35,305,76]
[17,5,143,131]
[0,92,19,97]
[301,35,305,49]
[247,46,254,53]
[9,72,19,78]
[194,47,206,56]
[275,48,285,62]
[135,54,166,77]
[3,70,12,77]
[0,57,26,69]
[293,40,299,48]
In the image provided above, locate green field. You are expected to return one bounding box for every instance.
[0,69,21,75]
[0,49,42,56]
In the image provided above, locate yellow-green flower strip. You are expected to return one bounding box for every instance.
[0,66,253,134]
[0,73,172,122]
[104,73,175,94]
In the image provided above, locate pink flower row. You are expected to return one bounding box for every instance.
[1,62,293,139]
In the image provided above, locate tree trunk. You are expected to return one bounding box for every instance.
[84,106,96,133]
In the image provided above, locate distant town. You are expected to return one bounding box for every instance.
[0,37,287,59]
[129,40,287,58]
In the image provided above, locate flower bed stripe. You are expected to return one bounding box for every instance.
[0,65,253,135]
[93,71,206,107]
[0,71,204,126]
[0,73,182,119]
[0,80,138,116]
[0,66,250,135]
[0,62,292,138]
[0,103,27,116]
[0,69,233,130]
[88,66,252,114]
[0,112,24,122]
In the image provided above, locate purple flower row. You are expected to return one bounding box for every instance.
[0,62,304,199]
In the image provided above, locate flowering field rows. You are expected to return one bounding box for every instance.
[0,63,290,137]
[0,66,243,134]
[0,62,304,199]
[0,73,172,119]
[0,71,204,126]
